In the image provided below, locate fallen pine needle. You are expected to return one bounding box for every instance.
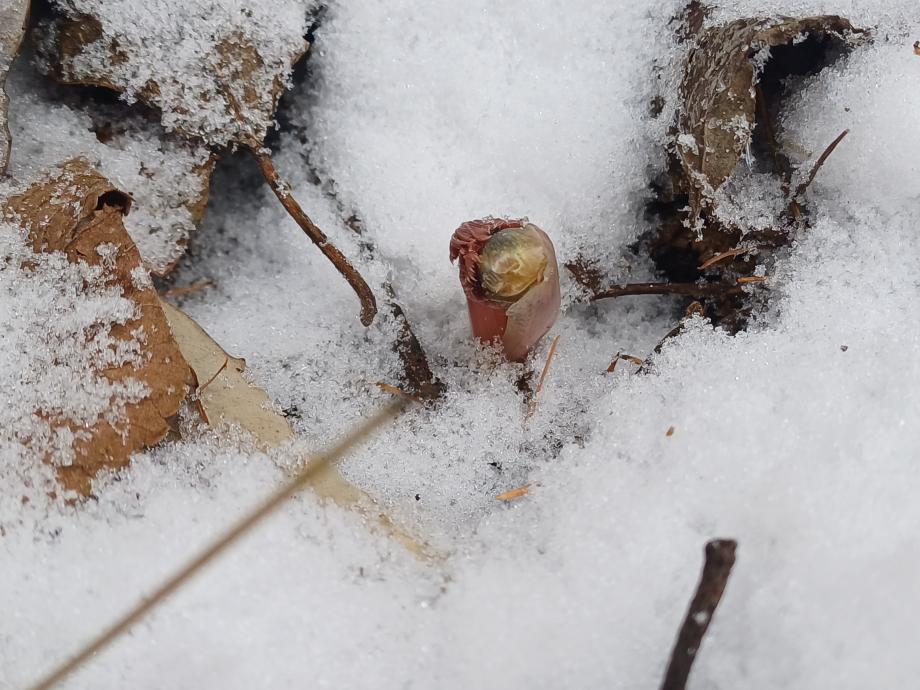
[376,381,423,403]
[607,352,645,373]
[24,401,406,690]
[698,248,751,270]
[496,485,530,501]
[737,276,768,284]
[526,335,560,419]
[160,280,215,298]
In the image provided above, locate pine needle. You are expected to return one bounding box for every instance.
[525,335,560,419]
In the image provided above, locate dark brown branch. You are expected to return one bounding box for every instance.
[591,281,744,301]
[660,539,738,690]
[250,147,378,326]
[25,401,406,690]
[791,129,849,201]
[389,296,445,401]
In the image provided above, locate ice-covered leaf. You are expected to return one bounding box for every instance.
[1,158,194,494]
[0,0,29,172]
[37,0,316,148]
[161,300,429,556]
[6,59,215,274]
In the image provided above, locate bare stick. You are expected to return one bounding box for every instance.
[25,401,405,690]
[525,335,561,419]
[250,147,378,326]
[660,539,738,690]
[791,129,849,201]
[591,281,744,301]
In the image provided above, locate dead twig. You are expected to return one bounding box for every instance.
[525,335,560,419]
[698,248,751,270]
[790,129,849,203]
[591,281,744,301]
[25,401,406,690]
[250,147,377,326]
[660,539,738,690]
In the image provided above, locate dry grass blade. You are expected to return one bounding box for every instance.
[698,247,751,270]
[496,485,530,501]
[24,401,406,690]
[250,147,378,326]
[525,335,560,419]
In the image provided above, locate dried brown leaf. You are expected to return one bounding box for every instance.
[37,5,312,148]
[160,299,430,556]
[2,158,195,494]
[0,0,29,173]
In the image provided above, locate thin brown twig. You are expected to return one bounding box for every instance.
[24,401,406,690]
[660,539,738,690]
[591,281,744,301]
[698,248,751,270]
[249,147,378,326]
[159,281,215,298]
[525,335,560,419]
[791,129,849,201]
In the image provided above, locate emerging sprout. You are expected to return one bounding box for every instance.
[450,217,561,362]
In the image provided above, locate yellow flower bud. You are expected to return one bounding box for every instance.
[478,226,548,303]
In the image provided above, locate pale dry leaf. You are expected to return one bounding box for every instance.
[36,1,317,148]
[160,300,430,556]
[2,158,194,494]
[0,0,29,172]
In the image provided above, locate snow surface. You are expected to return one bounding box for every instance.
[2,0,920,688]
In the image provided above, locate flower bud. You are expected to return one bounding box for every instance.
[450,217,561,362]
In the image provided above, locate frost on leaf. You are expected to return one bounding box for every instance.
[6,60,216,275]
[36,0,315,148]
[648,13,863,330]
[1,159,194,495]
[0,0,29,172]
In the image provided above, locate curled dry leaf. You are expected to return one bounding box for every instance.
[2,158,194,494]
[648,13,863,330]
[160,299,429,557]
[675,15,860,220]
[6,65,216,275]
[0,0,29,173]
[36,1,316,148]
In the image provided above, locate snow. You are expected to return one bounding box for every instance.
[2,1,920,689]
